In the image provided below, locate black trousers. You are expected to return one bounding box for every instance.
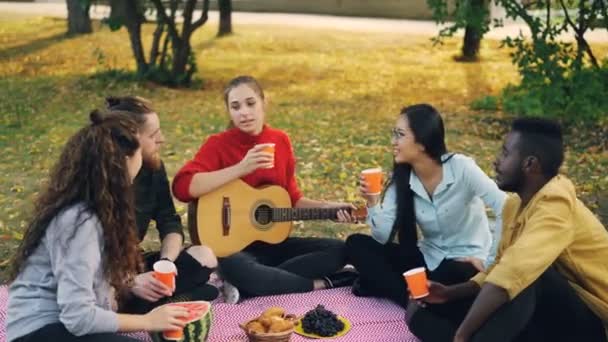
[410,267,607,342]
[143,249,214,295]
[346,234,479,308]
[218,237,347,297]
[122,249,216,314]
[13,323,138,342]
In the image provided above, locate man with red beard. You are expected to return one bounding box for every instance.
[106,96,218,311]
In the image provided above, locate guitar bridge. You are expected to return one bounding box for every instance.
[222,197,231,236]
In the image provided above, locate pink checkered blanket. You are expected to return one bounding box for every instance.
[1,285,419,341]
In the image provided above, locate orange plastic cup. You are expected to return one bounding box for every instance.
[403,267,429,299]
[361,168,383,195]
[162,303,190,340]
[258,143,275,168]
[162,327,184,341]
[153,260,177,291]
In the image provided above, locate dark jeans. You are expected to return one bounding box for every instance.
[13,323,138,342]
[346,234,479,308]
[218,237,347,297]
[410,267,606,342]
[122,248,215,314]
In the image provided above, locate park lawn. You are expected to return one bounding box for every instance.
[0,16,607,281]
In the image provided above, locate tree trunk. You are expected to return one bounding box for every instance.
[218,0,232,37]
[66,0,92,35]
[460,0,485,61]
[461,25,482,60]
[172,40,192,86]
[123,0,148,74]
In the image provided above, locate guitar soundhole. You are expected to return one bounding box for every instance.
[254,205,273,225]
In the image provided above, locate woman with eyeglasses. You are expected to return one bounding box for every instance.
[346,104,506,308]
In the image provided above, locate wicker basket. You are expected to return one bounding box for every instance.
[239,318,294,342]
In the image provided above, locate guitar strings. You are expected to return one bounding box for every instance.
[255,207,346,221]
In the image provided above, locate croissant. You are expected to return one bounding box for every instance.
[246,320,266,334]
[261,306,285,318]
[268,318,294,333]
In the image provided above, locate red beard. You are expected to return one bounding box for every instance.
[144,152,162,170]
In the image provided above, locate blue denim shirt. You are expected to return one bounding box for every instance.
[366,154,506,270]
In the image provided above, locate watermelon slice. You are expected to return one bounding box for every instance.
[156,301,213,342]
[169,301,211,323]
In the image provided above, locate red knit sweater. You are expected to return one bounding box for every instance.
[172,125,303,205]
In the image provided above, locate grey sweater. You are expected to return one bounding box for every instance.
[7,204,119,341]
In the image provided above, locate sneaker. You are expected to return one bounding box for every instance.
[351,277,374,297]
[222,281,240,304]
[323,270,359,288]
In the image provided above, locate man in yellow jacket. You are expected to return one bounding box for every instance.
[409,117,608,341]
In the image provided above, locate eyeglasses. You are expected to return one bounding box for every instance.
[391,128,407,140]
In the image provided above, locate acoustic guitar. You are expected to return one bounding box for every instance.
[188,179,367,257]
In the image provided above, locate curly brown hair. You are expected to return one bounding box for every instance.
[9,110,143,295]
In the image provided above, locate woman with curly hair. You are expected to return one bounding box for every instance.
[7,111,188,342]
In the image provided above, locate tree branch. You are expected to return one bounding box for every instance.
[558,0,579,32]
[192,0,210,31]
[499,0,539,37]
[150,0,181,43]
[559,0,599,68]
[598,0,608,30]
[542,0,551,40]
[150,12,165,66]
[160,28,171,69]
[182,0,196,37]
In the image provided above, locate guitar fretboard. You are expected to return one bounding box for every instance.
[271,208,348,222]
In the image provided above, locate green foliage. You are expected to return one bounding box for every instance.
[501,63,608,122]
[100,0,206,87]
[427,0,490,39]
[1,18,607,280]
[496,0,607,123]
[470,95,499,111]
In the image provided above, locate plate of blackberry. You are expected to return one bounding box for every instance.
[293,304,351,339]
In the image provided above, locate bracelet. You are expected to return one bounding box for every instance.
[159,257,173,262]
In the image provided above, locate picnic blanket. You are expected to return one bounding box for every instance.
[0,284,419,341]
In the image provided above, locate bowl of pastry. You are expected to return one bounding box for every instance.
[240,306,296,342]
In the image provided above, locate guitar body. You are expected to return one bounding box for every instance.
[190,179,293,257]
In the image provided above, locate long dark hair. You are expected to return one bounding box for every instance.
[9,110,142,295]
[388,104,450,258]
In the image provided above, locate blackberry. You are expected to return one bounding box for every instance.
[301,304,345,337]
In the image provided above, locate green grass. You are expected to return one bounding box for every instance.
[1,16,607,281]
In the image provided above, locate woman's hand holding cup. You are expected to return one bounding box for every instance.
[359,168,383,207]
[239,144,275,174]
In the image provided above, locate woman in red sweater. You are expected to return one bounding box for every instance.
[172,75,357,302]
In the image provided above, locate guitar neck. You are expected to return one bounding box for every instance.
[271,207,348,222]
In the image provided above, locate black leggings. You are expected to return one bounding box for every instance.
[346,233,479,307]
[143,249,214,295]
[13,323,139,342]
[410,267,606,342]
[218,237,347,297]
[122,249,216,314]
